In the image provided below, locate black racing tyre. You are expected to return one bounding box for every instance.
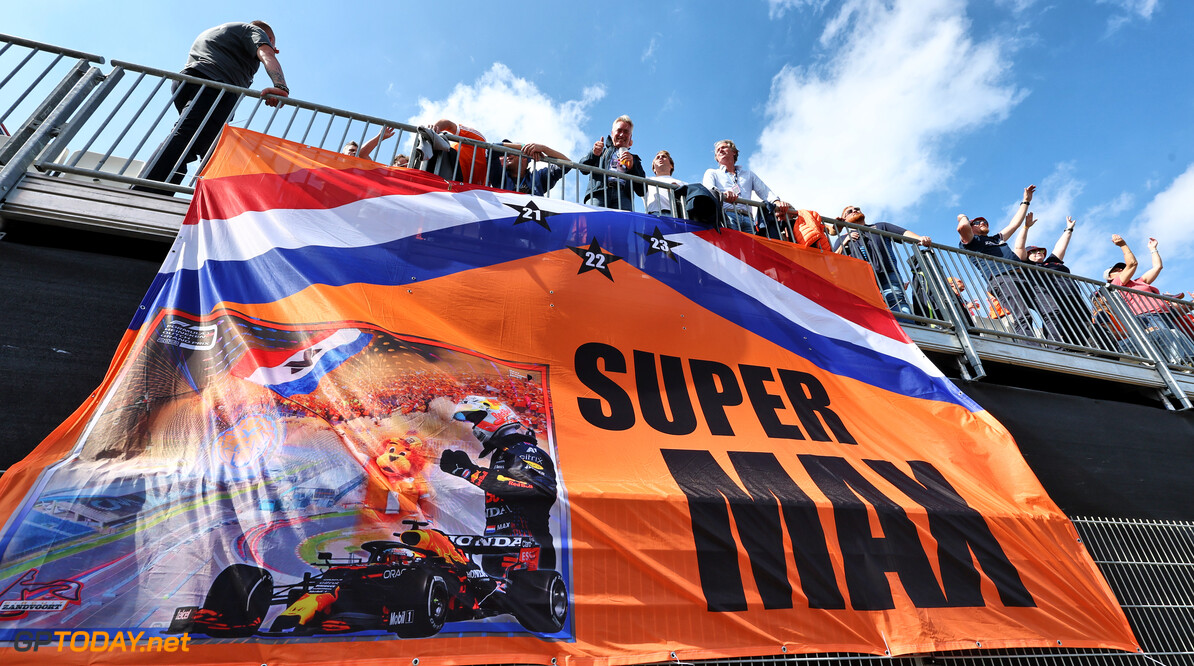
[387,569,448,638]
[507,569,567,633]
[201,564,274,637]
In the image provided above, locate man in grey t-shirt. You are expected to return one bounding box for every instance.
[135,21,290,194]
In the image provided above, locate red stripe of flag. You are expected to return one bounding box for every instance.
[695,229,910,342]
[184,165,495,226]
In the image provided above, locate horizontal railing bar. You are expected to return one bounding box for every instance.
[111,59,424,136]
[0,33,105,64]
[36,159,193,194]
[833,218,1110,287]
[896,312,953,328]
[445,130,686,194]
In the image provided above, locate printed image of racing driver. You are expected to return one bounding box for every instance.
[441,396,558,575]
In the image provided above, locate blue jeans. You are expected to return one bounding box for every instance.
[721,208,754,233]
[877,272,912,315]
[1136,312,1194,364]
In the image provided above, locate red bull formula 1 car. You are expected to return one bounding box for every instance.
[167,523,567,638]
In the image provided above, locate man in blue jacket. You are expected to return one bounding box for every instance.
[580,116,645,211]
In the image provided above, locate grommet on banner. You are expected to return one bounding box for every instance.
[780,646,787,653]
[412,659,419,665]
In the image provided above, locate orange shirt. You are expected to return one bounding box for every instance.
[452,125,488,185]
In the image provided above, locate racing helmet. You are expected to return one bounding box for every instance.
[453,395,534,457]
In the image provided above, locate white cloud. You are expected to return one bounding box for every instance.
[642,36,658,63]
[751,0,1024,219]
[1133,163,1194,262]
[1097,0,1159,34]
[768,0,829,20]
[658,91,678,116]
[408,63,605,162]
[1016,162,1083,234]
[1097,0,1159,18]
[1055,191,1136,280]
[1083,191,1135,224]
[994,0,1040,15]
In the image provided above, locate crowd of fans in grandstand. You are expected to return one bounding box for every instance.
[269,370,547,434]
[340,113,1194,365]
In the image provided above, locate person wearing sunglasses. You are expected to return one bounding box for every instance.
[834,205,931,316]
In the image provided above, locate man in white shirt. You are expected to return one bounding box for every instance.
[701,140,791,233]
[644,150,684,216]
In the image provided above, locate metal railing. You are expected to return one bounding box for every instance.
[830,219,1194,407]
[423,130,688,215]
[3,32,1194,407]
[0,33,695,211]
[0,33,791,228]
[0,33,106,199]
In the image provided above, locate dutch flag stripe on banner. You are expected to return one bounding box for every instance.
[230,328,371,397]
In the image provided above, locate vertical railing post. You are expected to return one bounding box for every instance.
[1102,285,1192,410]
[0,65,105,202]
[36,67,125,170]
[917,246,986,380]
[0,59,91,165]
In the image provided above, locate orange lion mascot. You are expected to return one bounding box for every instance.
[362,433,435,524]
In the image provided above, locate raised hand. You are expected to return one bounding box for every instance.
[439,449,477,479]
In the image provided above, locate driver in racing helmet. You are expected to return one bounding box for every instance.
[441,396,558,575]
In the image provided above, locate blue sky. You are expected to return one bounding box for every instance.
[8,0,1194,290]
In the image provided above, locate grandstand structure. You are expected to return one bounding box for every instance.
[2,32,1193,666]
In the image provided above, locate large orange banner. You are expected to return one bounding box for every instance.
[0,128,1136,664]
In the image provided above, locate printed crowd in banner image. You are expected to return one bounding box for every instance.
[0,310,570,640]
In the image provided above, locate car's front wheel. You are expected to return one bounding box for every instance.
[200,564,274,637]
[386,570,448,638]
